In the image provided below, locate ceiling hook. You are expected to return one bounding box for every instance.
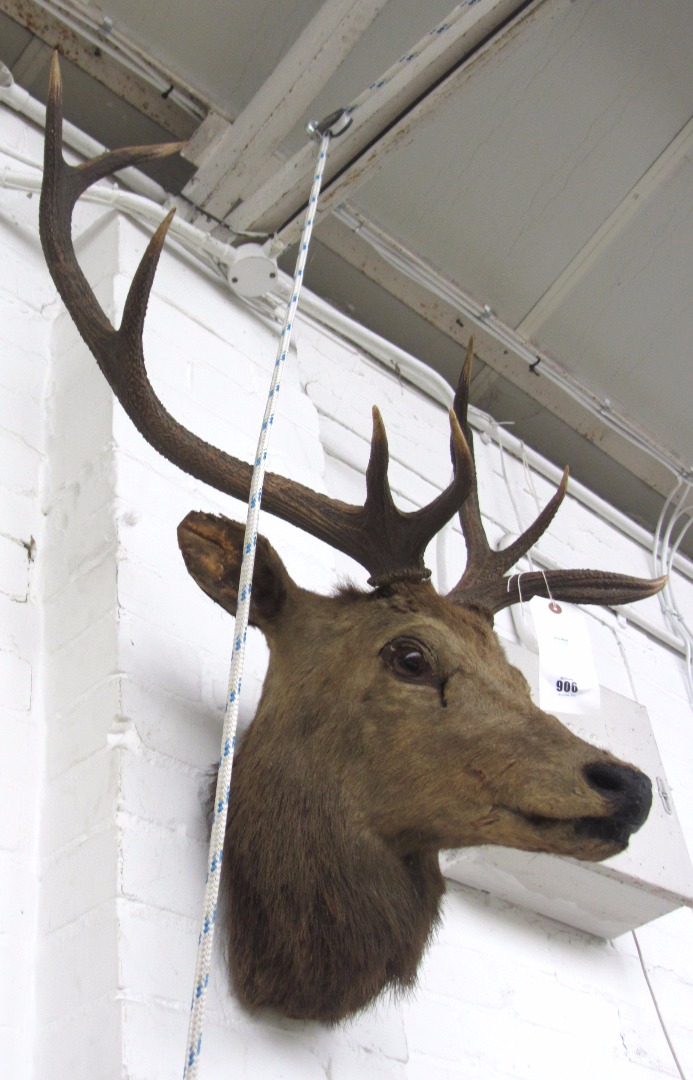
[306,108,353,142]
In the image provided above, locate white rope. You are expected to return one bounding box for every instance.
[183,128,333,1079]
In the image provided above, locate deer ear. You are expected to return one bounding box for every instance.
[177,511,294,629]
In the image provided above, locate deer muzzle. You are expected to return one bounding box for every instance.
[576,761,652,845]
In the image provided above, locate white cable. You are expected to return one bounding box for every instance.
[521,441,543,515]
[495,432,532,568]
[651,479,693,701]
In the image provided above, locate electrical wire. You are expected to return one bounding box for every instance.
[608,625,690,1080]
[652,479,693,703]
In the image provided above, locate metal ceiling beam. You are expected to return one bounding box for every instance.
[0,0,202,137]
[223,0,555,238]
[182,0,391,216]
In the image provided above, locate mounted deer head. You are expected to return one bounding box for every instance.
[41,54,665,1022]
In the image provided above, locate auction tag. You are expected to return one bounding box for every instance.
[529,597,600,714]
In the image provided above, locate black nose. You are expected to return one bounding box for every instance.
[583,762,652,830]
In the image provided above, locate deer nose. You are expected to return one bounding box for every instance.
[583,762,652,829]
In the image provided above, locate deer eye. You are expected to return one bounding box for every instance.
[380,639,435,682]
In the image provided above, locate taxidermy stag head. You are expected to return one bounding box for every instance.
[41,54,665,1022]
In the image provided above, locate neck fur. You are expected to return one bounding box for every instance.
[217,717,445,1022]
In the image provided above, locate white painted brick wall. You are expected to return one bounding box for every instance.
[1,102,692,1080]
[0,109,53,1079]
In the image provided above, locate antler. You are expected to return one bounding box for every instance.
[39,52,474,586]
[446,340,667,613]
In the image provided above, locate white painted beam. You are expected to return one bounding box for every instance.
[182,0,390,215]
[225,0,555,238]
[516,113,693,340]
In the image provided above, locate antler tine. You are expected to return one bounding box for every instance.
[446,338,667,612]
[40,53,186,356]
[447,336,533,591]
[363,407,474,585]
[40,52,475,585]
[448,337,567,581]
[488,568,669,614]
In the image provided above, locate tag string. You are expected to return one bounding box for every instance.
[540,569,554,601]
[507,568,555,608]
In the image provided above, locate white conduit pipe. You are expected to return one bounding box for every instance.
[0,62,167,203]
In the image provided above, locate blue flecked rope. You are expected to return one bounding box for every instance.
[183,130,332,1078]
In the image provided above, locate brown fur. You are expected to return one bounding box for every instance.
[184,513,652,1021]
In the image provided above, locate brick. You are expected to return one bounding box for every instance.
[0,648,31,710]
[632,907,693,977]
[118,900,197,1005]
[326,1045,408,1080]
[45,678,121,780]
[0,382,43,449]
[0,935,32,1023]
[33,994,122,1080]
[120,750,209,842]
[42,556,117,653]
[41,826,118,934]
[0,591,35,665]
[121,999,188,1080]
[0,484,40,547]
[37,902,118,1024]
[120,817,206,918]
[438,882,556,975]
[0,428,40,497]
[0,305,48,400]
[418,940,509,1009]
[41,750,118,856]
[0,778,24,851]
[0,853,37,940]
[0,224,56,310]
[116,554,228,657]
[120,676,221,771]
[118,610,202,704]
[407,1051,496,1080]
[618,996,681,1075]
[642,964,693,1042]
[198,1017,329,1080]
[44,370,113,490]
[43,609,117,713]
[42,491,117,602]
